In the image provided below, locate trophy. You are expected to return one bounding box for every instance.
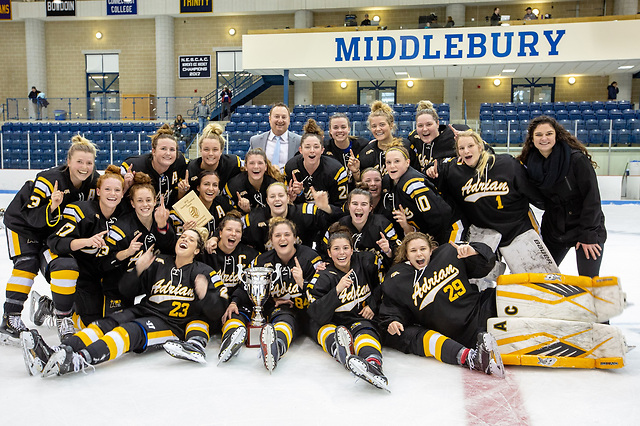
[238,265,281,347]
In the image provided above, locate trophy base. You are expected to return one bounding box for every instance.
[246,324,263,348]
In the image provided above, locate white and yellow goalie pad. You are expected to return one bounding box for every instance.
[487,317,628,369]
[496,273,626,323]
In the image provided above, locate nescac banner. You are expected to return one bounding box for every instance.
[242,21,640,69]
[180,0,212,14]
[46,0,76,17]
[0,0,11,21]
[107,0,137,16]
[179,55,211,79]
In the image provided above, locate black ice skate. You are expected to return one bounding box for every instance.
[42,345,93,377]
[218,326,247,365]
[0,313,28,346]
[333,325,354,368]
[346,355,390,392]
[466,332,505,378]
[164,339,207,364]
[21,329,55,376]
[55,316,76,342]
[30,291,54,327]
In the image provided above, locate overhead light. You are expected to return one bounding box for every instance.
[340,81,348,89]
[293,73,307,77]
[618,65,634,70]
[502,69,516,73]
[228,28,236,36]
[95,32,103,39]
[395,71,408,75]
[406,80,414,88]
[373,15,380,22]
[568,76,576,85]
[493,78,501,87]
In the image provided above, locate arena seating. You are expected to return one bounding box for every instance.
[478,101,638,147]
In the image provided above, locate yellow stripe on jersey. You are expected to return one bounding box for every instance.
[334,167,349,184]
[42,249,58,264]
[317,324,336,353]
[147,329,176,347]
[35,177,54,197]
[243,214,251,228]
[63,204,85,222]
[33,186,47,199]
[185,320,210,340]
[402,177,426,195]
[354,334,382,354]
[422,330,447,362]
[50,270,79,295]
[107,225,126,243]
[8,229,21,257]
[77,323,105,347]
[103,326,130,361]
[222,318,246,335]
[449,220,464,243]
[274,322,293,348]
[301,203,316,215]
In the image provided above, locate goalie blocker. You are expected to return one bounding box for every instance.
[487,317,628,369]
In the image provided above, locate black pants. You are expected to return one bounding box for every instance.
[545,239,604,278]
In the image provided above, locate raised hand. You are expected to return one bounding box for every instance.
[426,159,439,179]
[347,149,360,175]
[154,195,170,228]
[123,164,135,191]
[50,180,63,212]
[236,191,251,212]
[194,274,209,300]
[336,269,354,294]
[291,257,304,290]
[135,244,156,275]
[310,186,331,213]
[450,242,477,259]
[177,170,191,195]
[376,232,392,258]
[126,232,143,257]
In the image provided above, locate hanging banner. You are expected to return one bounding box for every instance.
[179,55,211,79]
[180,0,212,14]
[46,0,76,17]
[107,0,137,16]
[0,0,11,21]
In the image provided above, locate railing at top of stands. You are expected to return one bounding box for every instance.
[189,73,263,119]
[4,96,203,122]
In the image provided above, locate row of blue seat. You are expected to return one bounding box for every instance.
[481,128,640,146]
[236,103,450,116]
[230,109,451,126]
[1,121,171,134]
[480,101,633,112]
[480,108,639,122]
[481,118,640,132]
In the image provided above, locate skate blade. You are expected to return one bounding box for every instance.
[347,357,391,393]
[335,327,354,368]
[217,328,247,366]
[29,290,41,324]
[260,326,277,374]
[484,333,506,379]
[21,331,41,376]
[0,333,22,347]
[42,349,65,378]
[163,342,206,364]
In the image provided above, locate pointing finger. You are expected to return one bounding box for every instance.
[53,180,58,192]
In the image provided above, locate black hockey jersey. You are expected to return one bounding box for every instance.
[4,165,99,241]
[169,194,235,238]
[186,154,242,193]
[223,172,277,211]
[323,136,369,169]
[379,242,496,348]
[357,138,420,176]
[121,153,188,208]
[283,154,349,216]
[306,251,381,326]
[119,256,227,335]
[201,243,259,300]
[241,203,328,252]
[408,123,470,173]
[434,154,542,246]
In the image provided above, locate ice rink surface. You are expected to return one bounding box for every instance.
[0,196,638,426]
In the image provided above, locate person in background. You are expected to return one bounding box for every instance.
[221,86,233,121]
[249,103,302,170]
[360,14,371,26]
[445,16,455,27]
[607,82,619,101]
[195,98,211,134]
[523,7,538,20]
[490,7,501,26]
[29,86,42,120]
[172,114,189,142]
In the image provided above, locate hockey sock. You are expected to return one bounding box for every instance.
[457,348,471,366]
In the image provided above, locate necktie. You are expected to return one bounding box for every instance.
[274,135,283,166]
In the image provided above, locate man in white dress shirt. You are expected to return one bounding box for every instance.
[249,102,302,169]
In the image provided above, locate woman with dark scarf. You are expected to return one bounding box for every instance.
[518,116,606,277]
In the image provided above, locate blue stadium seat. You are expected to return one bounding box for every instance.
[236,122,248,132]
[507,120,519,131]
[493,110,506,121]
[585,119,599,131]
[622,109,635,120]
[578,101,592,111]
[542,109,555,118]
[242,113,253,123]
[597,119,611,131]
[588,129,604,146]
[350,112,363,123]
[553,102,565,111]
[230,113,242,123]
[604,101,618,110]
[315,105,327,114]
[529,102,540,111]
[480,121,494,132]
[253,113,265,123]
[609,109,622,120]
[530,109,543,119]
[595,109,608,121]
[326,105,338,115]
[306,111,317,121]
[627,118,640,130]
[481,129,495,144]
[257,105,270,114]
[618,128,631,145]
[493,119,507,131]
[236,105,248,115]
[592,101,604,111]
[519,119,529,132]
[231,131,243,141]
[258,122,270,132]
[247,105,258,115]
[291,122,304,133]
[612,118,626,131]
[568,110,581,121]
[581,110,596,121]
[517,110,529,121]
[493,103,505,112]
[317,111,329,122]
[337,104,348,113]
[603,129,616,146]
[555,109,569,121]
[494,129,508,145]
[509,129,522,144]
[631,129,640,146]
[247,122,259,132]
[505,110,517,121]
[480,110,493,121]
[576,129,588,142]
[225,122,237,133]
[399,121,413,132]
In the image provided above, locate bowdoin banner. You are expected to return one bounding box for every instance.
[242,21,640,70]
[46,0,76,17]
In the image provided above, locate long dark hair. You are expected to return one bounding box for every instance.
[518,115,596,168]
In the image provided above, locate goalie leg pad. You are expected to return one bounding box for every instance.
[487,317,628,369]
[496,273,626,322]
[499,230,560,274]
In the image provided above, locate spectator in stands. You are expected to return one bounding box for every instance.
[490,8,501,26]
[28,86,42,120]
[523,7,538,20]
[361,14,371,26]
[221,86,232,121]
[249,102,301,170]
[172,114,189,141]
[607,82,619,101]
[195,98,210,134]
[445,16,455,27]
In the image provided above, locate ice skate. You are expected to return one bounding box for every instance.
[30,291,54,327]
[218,326,247,365]
[21,329,55,376]
[55,316,76,342]
[334,325,354,368]
[260,323,283,374]
[163,339,207,364]
[0,313,28,346]
[466,332,505,378]
[346,355,390,392]
[42,345,94,377]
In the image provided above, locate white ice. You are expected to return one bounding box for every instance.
[0,198,638,426]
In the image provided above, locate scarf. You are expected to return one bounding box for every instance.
[525,141,571,189]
